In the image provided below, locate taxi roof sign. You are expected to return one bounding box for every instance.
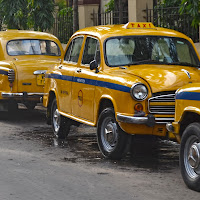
[124,22,156,29]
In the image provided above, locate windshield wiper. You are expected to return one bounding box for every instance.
[129,60,161,66]
[129,60,199,68]
[166,62,199,68]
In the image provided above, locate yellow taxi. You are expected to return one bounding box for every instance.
[0,30,63,111]
[166,84,200,191]
[43,22,200,159]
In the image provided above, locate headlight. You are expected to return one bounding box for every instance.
[130,83,148,101]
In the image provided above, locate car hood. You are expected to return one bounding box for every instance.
[123,64,200,93]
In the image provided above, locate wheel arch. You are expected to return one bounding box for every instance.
[179,111,200,138]
[96,95,116,124]
[46,90,58,125]
[0,64,17,93]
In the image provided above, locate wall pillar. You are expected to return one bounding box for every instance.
[128,0,153,22]
[78,0,100,29]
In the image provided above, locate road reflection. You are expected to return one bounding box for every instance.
[20,124,180,172]
[0,106,180,172]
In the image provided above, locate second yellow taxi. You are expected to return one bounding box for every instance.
[43,22,200,159]
[0,30,63,111]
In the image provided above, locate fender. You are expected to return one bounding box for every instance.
[0,61,17,96]
[44,87,59,109]
[179,106,200,123]
[94,94,116,125]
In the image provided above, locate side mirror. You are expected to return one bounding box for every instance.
[90,60,99,73]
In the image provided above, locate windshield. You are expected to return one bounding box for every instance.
[105,36,199,67]
[7,39,61,56]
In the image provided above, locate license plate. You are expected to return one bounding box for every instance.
[36,74,45,86]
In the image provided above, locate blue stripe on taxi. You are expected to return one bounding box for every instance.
[46,73,131,93]
[176,92,200,101]
[0,70,8,75]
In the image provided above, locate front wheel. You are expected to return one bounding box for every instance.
[51,98,71,139]
[180,122,200,191]
[97,108,130,160]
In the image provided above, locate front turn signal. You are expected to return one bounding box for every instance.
[134,103,143,112]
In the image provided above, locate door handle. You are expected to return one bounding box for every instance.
[76,68,82,73]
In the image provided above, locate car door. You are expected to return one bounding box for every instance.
[72,36,101,122]
[58,36,84,114]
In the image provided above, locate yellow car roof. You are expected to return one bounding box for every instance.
[74,23,190,41]
[0,30,59,41]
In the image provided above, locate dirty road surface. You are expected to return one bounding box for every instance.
[0,105,199,200]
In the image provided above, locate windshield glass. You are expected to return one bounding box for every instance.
[7,39,61,56]
[105,36,199,67]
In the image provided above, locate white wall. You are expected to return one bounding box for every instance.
[195,43,200,56]
[128,0,153,22]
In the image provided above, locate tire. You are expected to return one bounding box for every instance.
[97,107,130,160]
[51,98,71,139]
[180,122,200,192]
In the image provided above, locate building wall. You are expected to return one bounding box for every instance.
[195,43,200,56]
[101,0,110,12]
[128,0,153,22]
[76,0,154,30]
[78,4,99,29]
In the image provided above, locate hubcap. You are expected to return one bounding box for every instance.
[184,136,200,178]
[188,143,200,169]
[53,108,60,134]
[101,117,118,152]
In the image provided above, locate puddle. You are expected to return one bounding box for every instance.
[17,124,180,173]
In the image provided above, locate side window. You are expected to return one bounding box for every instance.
[64,37,83,63]
[64,42,72,61]
[69,37,83,63]
[82,37,101,65]
[96,42,100,65]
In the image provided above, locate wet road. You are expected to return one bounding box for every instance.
[0,105,199,200]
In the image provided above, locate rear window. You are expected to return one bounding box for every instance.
[7,39,61,56]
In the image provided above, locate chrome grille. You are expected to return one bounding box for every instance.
[8,69,15,83]
[148,93,175,114]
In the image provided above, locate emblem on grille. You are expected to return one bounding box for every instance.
[181,69,191,79]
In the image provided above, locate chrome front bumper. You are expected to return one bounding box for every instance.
[1,92,44,98]
[117,114,174,127]
[117,114,155,127]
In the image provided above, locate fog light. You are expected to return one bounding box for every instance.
[134,103,143,112]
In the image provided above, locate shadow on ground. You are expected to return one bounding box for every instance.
[1,106,180,173]
[20,125,180,173]
[0,104,46,124]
